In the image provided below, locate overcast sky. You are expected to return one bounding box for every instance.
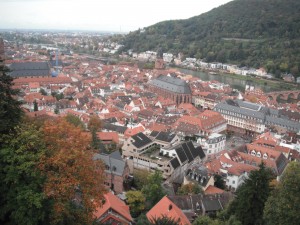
[0,0,233,32]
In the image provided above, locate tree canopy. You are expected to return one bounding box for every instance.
[0,123,49,225]
[126,190,146,216]
[120,0,300,77]
[177,182,203,195]
[225,163,274,225]
[142,170,165,208]
[40,118,106,224]
[0,65,23,135]
[263,161,300,225]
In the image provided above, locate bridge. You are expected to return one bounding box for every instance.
[267,90,300,101]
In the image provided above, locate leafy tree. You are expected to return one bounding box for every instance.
[126,190,145,216]
[177,182,203,195]
[91,129,101,150]
[88,115,102,150]
[263,162,300,225]
[214,174,226,190]
[34,100,39,111]
[54,104,59,114]
[193,216,219,225]
[0,65,23,135]
[225,163,273,225]
[40,118,106,225]
[0,123,49,225]
[40,88,48,96]
[88,115,102,132]
[193,215,242,225]
[150,215,181,225]
[54,93,64,101]
[136,213,150,225]
[64,113,85,130]
[142,170,165,208]
[133,169,151,190]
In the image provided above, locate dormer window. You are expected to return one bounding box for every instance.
[263,153,268,159]
[256,152,261,158]
[251,150,256,156]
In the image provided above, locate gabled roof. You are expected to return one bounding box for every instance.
[97,131,119,144]
[204,185,225,195]
[102,123,127,133]
[93,151,126,176]
[149,75,191,94]
[94,192,132,222]
[146,196,191,225]
[201,197,223,212]
[152,131,176,143]
[175,141,205,164]
[170,158,180,169]
[10,61,50,77]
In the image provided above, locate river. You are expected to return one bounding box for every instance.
[177,68,284,92]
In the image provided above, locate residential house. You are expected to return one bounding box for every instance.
[94,192,133,225]
[146,196,191,225]
[94,151,130,194]
[147,193,233,224]
[197,133,226,155]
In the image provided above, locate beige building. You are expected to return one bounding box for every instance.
[122,132,205,180]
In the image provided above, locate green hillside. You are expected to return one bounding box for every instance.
[120,0,300,77]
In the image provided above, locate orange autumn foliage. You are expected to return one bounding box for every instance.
[40,118,106,224]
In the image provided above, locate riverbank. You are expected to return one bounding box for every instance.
[172,66,299,92]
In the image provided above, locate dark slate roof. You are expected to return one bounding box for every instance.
[139,92,157,98]
[117,96,132,104]
[49,60,64,67]
[201,197,223,212]
[155,131,176,143]
[215,100,300,132]
[215,100,266,120]
[149,75,191,94]
[102,117,118,124]
[149,131,159,138]
[9,62,50,77]
[170,157,180,169]
[182,142,194,162]
[115,101,127,109]
[93,151,126,176]
[275,153,289,175]
[175,141,205,164]
[102,123,127,133]
[266,115,300,132]
[131,132,153,148]
[176,146,188,164]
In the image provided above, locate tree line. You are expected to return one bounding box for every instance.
[120,0,300,78]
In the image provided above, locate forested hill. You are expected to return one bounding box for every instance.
[120,0,300,77]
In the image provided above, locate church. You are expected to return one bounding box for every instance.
[148,75,192,104]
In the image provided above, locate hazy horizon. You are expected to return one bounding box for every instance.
[0,0,233,32]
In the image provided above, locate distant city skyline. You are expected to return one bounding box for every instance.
[0,0,233,32]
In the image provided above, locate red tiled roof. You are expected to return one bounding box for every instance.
[146,196,191,225]
[94,192,132,222]
[204,185,225,195]
[97,132,119,144]
[124,126,145,138]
